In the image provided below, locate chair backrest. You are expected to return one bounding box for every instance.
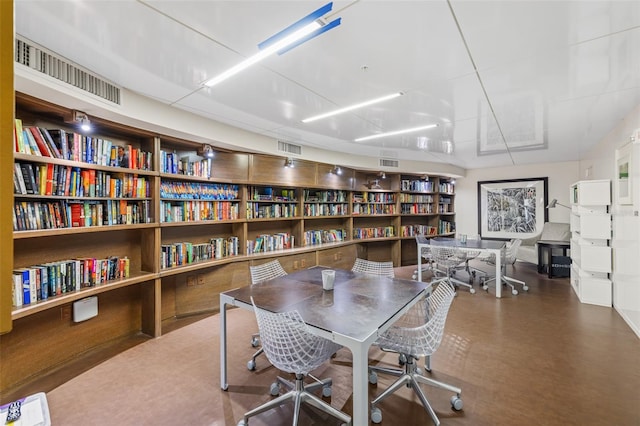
[505,239,522,264]
[430,246,465,269]
[251,298,342,375]
[379,281,456,357]
[351,258,395,277]
[416,236,432,260]
[249,259,287,284]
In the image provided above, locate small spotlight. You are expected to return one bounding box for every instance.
[198,144,215,158]
[285,157,295,168]
[331,165,342,175]
[450,179,456,185]
[422,174,429,181]
[378,171,386,179]
[73,110,91,132]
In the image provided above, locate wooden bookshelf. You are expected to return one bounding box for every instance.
[1,92,458,396]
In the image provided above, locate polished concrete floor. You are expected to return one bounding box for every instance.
[7,261,640,425]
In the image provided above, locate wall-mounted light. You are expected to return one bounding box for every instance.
[422,174,430,181]
[547,199,570,209]
[73,110,91,132]
[450,179,456,185]
[331,165,342,175]
[378,171,386,179]
[284,157,295,168]
[197,144,215,158]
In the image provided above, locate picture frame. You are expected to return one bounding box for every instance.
[615,142,633,206]
[477,177,548,240]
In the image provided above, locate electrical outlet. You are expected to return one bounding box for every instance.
[187,275,196,287]
[60,306,71,321]
[197,274,205,285]
[300,259,306,268]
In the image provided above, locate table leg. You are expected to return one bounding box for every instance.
[495,248,502,298]
[351,343,370,426]
[417,247,423,282]
[537,245,544,273]
[220,300,228,391]
[548,248,553,279]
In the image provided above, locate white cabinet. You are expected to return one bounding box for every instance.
[570,180,612,307]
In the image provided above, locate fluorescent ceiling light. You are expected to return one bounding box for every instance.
[354,124,439,142]
[302,92,404,123]
[204,2,340,88]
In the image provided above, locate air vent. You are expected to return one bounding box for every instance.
[379,158,399,168]
[15,37,121,105]
[277,141,302,155]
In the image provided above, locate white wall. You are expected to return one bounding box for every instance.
[455,161,580,237]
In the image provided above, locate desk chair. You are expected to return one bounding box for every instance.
[431,246,476,294]
[367,281,463,425]
[351,258,395,277]
[246,260,287,371]
[412,235,435,280]
[238,299,351,426]
[482,239,528,295]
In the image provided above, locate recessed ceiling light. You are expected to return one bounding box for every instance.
[354,124,439,142]
[302,92,404,123]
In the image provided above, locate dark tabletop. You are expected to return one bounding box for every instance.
[429,237,505,250]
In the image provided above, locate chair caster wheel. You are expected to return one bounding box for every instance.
[371,407,382,424]
[469,288,476,294]
[322,385,332,397]
[247,360,256,371]
[412,274,418,280]
[451,395,463,411]
[483,285,489,291]
[398,354,407,366]
[369,371,378,385]
[523,285,529,291]
[251,337,259,347]
[512,289,518,295]
[237,420,247,426]
[270,383,280,396]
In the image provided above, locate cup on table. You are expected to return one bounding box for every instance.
[460,234,467,244]
[322,269,335,291]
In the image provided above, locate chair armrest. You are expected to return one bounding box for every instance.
[519,235,540,246]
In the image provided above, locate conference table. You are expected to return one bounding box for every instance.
[417,236,507,297]
[219,266,429,426]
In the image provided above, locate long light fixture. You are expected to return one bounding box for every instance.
[354,124,439,142]
[203,2,341,88]
[302,92,404,123]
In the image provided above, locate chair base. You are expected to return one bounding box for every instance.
[369,357,462,426]
[239,373,351,426]
[482,275,528,295]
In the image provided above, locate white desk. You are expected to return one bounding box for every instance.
[220,266,429,426]
[417,236,506,298]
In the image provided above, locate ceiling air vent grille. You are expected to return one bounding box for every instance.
[15,37,121,105]
[379,158,399,168]
[277,141,302,155]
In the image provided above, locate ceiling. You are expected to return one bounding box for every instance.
[14,0,640,171]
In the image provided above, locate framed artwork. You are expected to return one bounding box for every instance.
[478,177,548,240]
[615,142,633,205]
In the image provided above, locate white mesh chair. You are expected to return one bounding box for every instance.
[431,246,476,294]
[246,260,288,371]
[368,281,462,425]
[351,258,395,278]
[412,236,434,280]
[482,239,528,295]
[238,298,351,426]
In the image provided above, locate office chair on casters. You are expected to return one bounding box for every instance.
[431,246,476,294]
[367,281,462,425]
[412,235,434,280]
[351,258,395,278]
[482,239,528,295]
[238,299,351,426]
[246,260,287,371]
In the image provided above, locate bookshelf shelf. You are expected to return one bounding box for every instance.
[13,222,158,239]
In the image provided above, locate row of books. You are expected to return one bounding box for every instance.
[303,203,348,217]
[399,194,434,203]
[160,201,239,223]
[440,196,452,204]
[352,204,397,215]
[13,200,152,231]
[160,237,239,269]
[401,203,435,214]
[401,179,435,193]
[249,187,296,202]
[12,256,130,307]
[303,229,347,246]
[14,120,153,170]
[439,182,455,194]
[246,203,298,219]
[438,220,455,234]
[438,204,454,213]
[352,192,396,203]
[160,151,212,177]
[14,162,150,198]
[246,233,294,254]
[353,226,395,239]
[303,190,348,203]
[401,225,438,237]
[160,182,239,200]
